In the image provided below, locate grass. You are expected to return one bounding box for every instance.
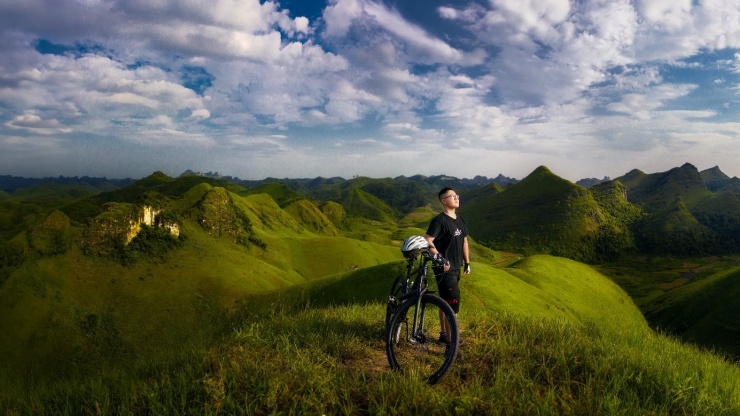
[2,303,738,415]
[2,176,740,414]
[597,254,740,359]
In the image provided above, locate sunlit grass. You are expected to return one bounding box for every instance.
[3,303,738,415]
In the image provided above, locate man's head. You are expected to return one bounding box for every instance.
[438,187,459,208]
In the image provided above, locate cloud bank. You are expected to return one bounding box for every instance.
[0,0,739,180]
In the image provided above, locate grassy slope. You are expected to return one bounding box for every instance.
[282,199,340,237]
[4,254,740,414]
[0,190,399,380]
[243,182,305,208]
[339,188,397,223]
[2,174,740,413]
[462,166,600,258]
[643,265,740,356]
[619,164,740,243]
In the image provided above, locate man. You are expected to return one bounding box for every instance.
[424,187,470,344]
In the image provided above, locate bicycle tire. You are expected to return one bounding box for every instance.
[385,275,407,334]
[386,293,459,384]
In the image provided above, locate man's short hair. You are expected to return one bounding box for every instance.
[438,187,455,201]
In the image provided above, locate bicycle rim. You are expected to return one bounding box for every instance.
[385,275,405,334]
[386,294,458,384]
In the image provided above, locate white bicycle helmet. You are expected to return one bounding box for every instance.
[401,235,429,259]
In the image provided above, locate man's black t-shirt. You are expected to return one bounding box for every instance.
[426,213,468,269]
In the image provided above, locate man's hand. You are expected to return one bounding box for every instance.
[432,252,450,271]
[464,262,471,274]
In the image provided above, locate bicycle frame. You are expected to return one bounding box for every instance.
[399,250,436,344]
[386,248,459,384]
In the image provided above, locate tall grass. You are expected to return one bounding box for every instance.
[3,302,738,415]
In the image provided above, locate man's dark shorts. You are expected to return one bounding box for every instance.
[434,268,461,313]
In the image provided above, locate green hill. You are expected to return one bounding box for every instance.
[244,182,305,208]
[618,163,740,254]
[319,201,349,229]
[462,166,602,260]
[701,165,740,196]
[0,199,44,240]
[2,170,740,414]
[60,172,247,225]
[0,181,118,241]
[643,265,740,357]
[338,188,397,223]
[588,180,644,259]
[0,179,400,379]
[459,182,503,208]
[618,163,708,209]
[4,251,740,414]
[283,199,340,236]
[308,176,433,217]
[701,165,731,190]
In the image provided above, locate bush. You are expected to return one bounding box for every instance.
[0,240,24,283]
[120,224,182,265]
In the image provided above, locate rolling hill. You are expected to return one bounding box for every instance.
[617,163,740,255]
[0,173,400,378]
[243,182,305,208]
[1,169,740,413]
[642,265,740,357]
[700,165,740,196]
[460,166,603,261]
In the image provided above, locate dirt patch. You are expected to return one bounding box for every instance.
[692,263,715,273]
[342,340,389,377]
[658,277,689,290]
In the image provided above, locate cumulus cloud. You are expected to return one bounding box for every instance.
[606,84,698,119]
[5,112,73,135]
[323,0,469,65]
[0,0,739,180]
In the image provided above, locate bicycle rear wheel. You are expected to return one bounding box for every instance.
[386,293,458,384]
[385,275,407,334]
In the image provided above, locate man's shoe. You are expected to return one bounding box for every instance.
[438,332,449,344]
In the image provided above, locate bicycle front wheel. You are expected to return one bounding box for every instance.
[386,293,458,384]
[385,275,406,334]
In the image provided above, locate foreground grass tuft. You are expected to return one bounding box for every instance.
[3,302,739,415]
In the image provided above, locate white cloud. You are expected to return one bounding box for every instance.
[323,0,468,65]
[437,7,457,20]
[636,0,692,31]
[606,84,697,119]
[1,0,739,180]
[294,17,310,35]
[189,109,211,120]
[4,112,73,135]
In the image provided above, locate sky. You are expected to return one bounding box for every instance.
[1,0,739,182]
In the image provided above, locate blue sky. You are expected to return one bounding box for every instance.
[1,0,739,181]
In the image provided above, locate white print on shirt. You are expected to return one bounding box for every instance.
[454,228,462,237]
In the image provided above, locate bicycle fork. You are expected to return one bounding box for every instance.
[409,292,429,344]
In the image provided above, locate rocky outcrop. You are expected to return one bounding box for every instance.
[83,203,179,255]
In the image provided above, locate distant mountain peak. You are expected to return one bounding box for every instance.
[701,165,730,180]
[532,165,552,174]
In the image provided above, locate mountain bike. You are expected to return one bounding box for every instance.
[385,248,459,384]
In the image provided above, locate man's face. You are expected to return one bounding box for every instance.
[440,190,460,208]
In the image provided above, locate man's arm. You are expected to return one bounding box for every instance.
[424,234,437,255]
[424,234,450,272]
[463,237,471,274]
